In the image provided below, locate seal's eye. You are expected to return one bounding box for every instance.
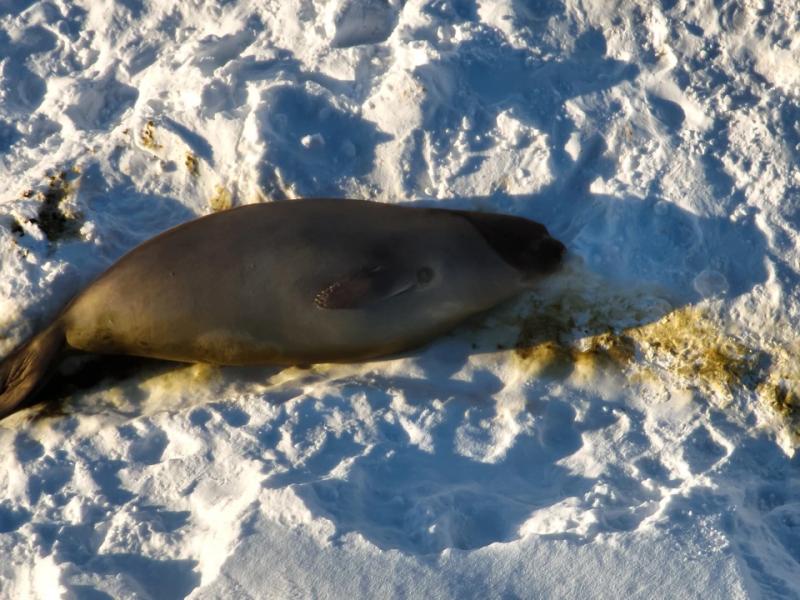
[417,267,433,284]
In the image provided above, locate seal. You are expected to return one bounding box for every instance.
[0,199,565,418]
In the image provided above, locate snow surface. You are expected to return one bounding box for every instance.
[1,0,800,598]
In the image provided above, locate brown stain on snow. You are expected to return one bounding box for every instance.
[184,151,199,176]
[12,168,85,243]
[140,120,162,150]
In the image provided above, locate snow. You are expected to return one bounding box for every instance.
[1,0,799,598]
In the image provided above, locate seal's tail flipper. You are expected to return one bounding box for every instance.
[0,322,65,419]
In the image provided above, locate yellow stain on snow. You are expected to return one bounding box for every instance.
[511,287,799,440]
[209,185,232,212]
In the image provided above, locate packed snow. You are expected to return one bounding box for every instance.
[1,0,799,598]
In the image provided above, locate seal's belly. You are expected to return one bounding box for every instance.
[64,300,458,365]
[63,261,469,364]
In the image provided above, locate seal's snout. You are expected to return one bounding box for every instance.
[534,236,566,274]
[452,209,566,278]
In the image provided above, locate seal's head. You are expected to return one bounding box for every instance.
[454,210,566,280]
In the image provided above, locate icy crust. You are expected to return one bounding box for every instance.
[1,0,800,598]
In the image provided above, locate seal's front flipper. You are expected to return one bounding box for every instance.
[0,322,65,419]
[314,265,417,309]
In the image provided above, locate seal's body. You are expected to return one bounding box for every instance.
[0,199,565,417]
